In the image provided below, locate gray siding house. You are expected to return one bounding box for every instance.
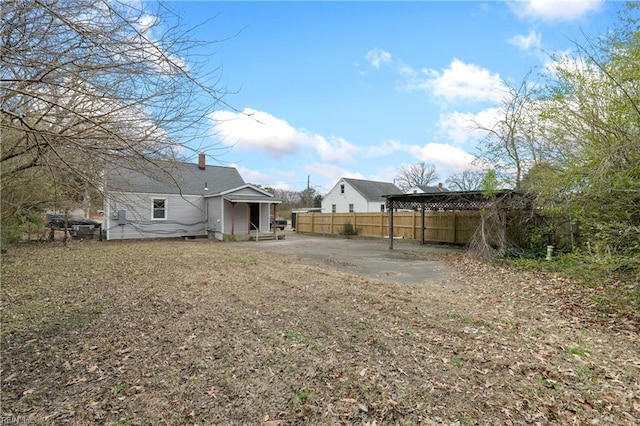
[104,154,281,241]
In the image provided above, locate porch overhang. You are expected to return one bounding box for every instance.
[218,194,282,204]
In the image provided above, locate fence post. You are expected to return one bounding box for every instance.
[453,211,457,243]
[412,210,416,240]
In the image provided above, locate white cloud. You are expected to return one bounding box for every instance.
[408,143,477,173]
[314,135,361,163]
[211,109,301,158]
[364,139,406,157]
[510,0,604,22]
[509,30,542,51]
[136,14,157,34]
[210,108,359,163]
[438,108,501,145]
[232,165,270,186]
[230,164,297,191]
[361,138,478,175]
[366,48,392,69]
[401,59,507,104]
[437,112,478,145]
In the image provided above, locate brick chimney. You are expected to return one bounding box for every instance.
[198,153,205,170]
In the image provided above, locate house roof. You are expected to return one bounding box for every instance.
[342,178,402,201]
[413,185,449,193]
[106,159,246,195]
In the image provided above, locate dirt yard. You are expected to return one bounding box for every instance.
[1,238,638,425]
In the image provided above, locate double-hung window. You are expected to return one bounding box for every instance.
[152,198,167,220]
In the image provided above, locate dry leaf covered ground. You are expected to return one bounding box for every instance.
[1,238,638,425]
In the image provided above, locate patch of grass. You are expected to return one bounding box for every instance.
[283,331,303,342]
[293,389,311,404]
[538,378,561,389]
[567,347,587,357]
[363,293,373,301]
[453,358,464,367]
[577,366,593,377]
[2,303,102,336]
[113,382,130,395]
[225,256,258,265]
[446,313,473,324]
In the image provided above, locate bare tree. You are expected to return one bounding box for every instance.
[394,162,439,192]
[1,0,229,241]
[275,189,301,208]
[445,169,485,191]
[474,71,544,189]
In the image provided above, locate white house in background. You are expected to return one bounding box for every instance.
[406,183,449,194]
[103,154,281,241]
[322,177,402,213]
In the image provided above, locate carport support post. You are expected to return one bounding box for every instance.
[421,203,425,245]
[388,200,394,250]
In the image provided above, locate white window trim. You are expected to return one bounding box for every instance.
[151,197,167,220]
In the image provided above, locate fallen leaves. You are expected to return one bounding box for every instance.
[1,240,638,425]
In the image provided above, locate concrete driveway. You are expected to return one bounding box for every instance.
[233,233,461,285]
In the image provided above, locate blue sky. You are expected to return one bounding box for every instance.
[168,1,623,194]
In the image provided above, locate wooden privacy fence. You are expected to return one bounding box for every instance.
[295,211,482,244]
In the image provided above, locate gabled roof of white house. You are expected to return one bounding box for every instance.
[341,177,402,201]
[412,184,449,193]
[106,159,245,195]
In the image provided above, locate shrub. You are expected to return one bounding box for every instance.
[341,222,358,236]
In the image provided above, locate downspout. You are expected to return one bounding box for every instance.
[204,197,208,237]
